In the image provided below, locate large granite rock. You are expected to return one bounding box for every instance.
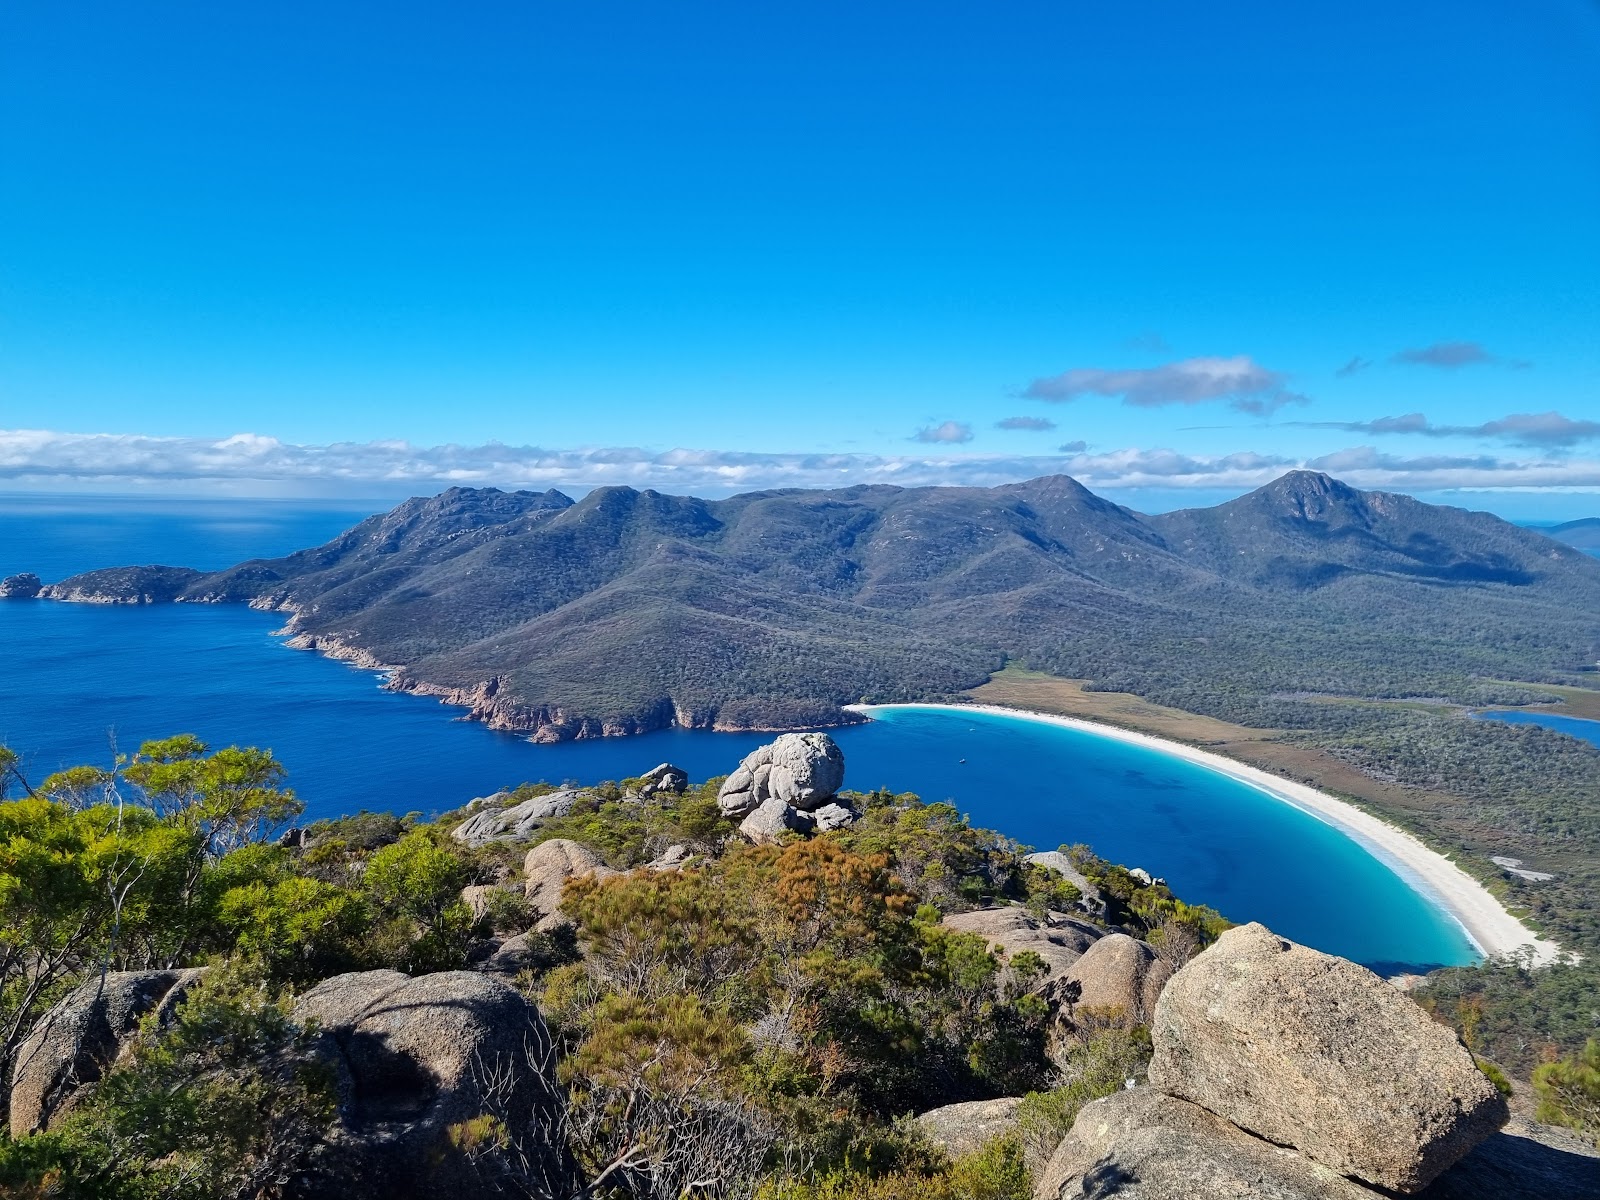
[0,572,42,599]
[293,970,573,1199]
[1035,1088,1384,1200]
[917,1096,1023,1159]
[1051,933,1171,1025]
[1035,1091,1600,1200]
[942,906,1102,979]
[10,968,206,1136]
[1148,923,1507,1193]
[637,762,688,798]
[810,800,861,832]
[738,796,815,843]
[523,838,613,927]
[717,732,845,817]
[451,789,581,846]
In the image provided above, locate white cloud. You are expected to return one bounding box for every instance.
[912,421,974,444]
[2,428,1598,498]
[1024,355,1305,414]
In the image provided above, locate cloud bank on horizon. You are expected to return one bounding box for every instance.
[6,428,1600,499]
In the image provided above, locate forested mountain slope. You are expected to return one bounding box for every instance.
[1546,517,1600,557]
[41,471,1600,741]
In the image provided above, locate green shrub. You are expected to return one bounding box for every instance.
[1533,1038,1600,1145]
[1014,1028,1152,1165]
[1474,1056,1513,1098]
[2,964,335,1199]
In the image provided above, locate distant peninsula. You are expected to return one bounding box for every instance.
[30,470,1600,743]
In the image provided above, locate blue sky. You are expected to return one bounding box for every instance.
[2,1,1597,512]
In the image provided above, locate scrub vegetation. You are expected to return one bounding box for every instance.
[0,736,1230,1198]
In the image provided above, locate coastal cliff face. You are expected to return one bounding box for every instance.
[26,472,1600,738]
[38,565,205,604]
[0,572,43,598]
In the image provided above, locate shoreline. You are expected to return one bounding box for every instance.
[847,701,1564,967]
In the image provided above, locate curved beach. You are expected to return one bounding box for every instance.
[848,702,1563,967]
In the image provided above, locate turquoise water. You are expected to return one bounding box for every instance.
[0,599,1478,973]
[0,495,1481,973]
[1476,709,1600,747]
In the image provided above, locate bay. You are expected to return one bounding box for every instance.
[0,494,1480,973]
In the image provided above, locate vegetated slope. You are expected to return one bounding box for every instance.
[1546,517,1600,557]
[41,470,1600,739]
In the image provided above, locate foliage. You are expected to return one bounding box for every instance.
[217,874,370,985]
[833,791,1026,911]
[1065,847,1229,950]
[118,736,300,858]
[360,828,477,973]
[1532,1039,1600,1145]
[755,1134,1030,1200]
[0,964,335,1199]
[1415,950,1600,1075]
[1013,1028,1153,1167]
[512,776,737,869]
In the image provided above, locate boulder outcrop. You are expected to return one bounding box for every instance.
[523,838,613,926]
[637,762,688,797]
[916,1096,1023,1160]
[1050,932,1171,1025]
[10,968,206,1136]
[942,906,1102,980]
[1036,1088,1384,1200]
[717,732,845,817]
[1035,1091,1598,1200]
[1148,922,1507,1193]
[0,572,42,599]
[645,842,697,871]
[459,883,510,921]
[810,800,861,831]
[293,970,572,1199]
[451,789,581,846]
[738,795,815,843]
[474,931,558,978]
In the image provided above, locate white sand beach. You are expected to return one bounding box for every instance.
[846,702,1564,967]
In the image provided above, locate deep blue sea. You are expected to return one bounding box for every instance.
[0,495,1481,973]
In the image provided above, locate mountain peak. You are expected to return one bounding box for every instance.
[1245,471,1369,523]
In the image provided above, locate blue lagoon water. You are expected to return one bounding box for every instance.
[0,495,1480,973]
[1476,709,1600,747]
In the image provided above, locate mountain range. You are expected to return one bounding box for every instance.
[38,471,1600,739]
[1545,517,1600,557]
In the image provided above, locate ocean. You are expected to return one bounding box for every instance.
[0,493,1490,972]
